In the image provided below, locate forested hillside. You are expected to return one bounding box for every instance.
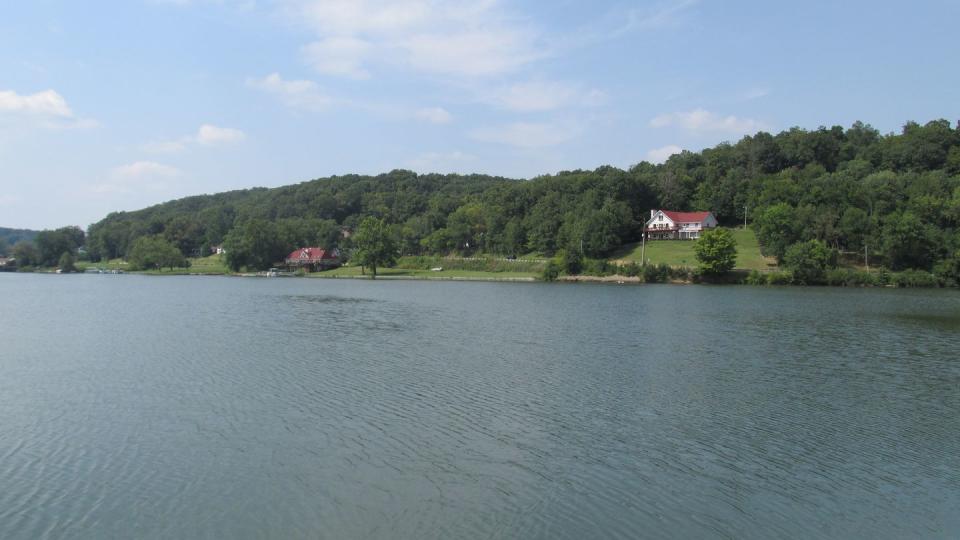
[82,119,960,275]
[0,227,39,256]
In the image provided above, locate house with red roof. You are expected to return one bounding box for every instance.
[644,210,718,240]
[284,247,341,271]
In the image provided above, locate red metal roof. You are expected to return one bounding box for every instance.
[285,247,338,262]
[662,210,713,223]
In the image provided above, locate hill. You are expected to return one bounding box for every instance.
[78,119,960,278]
[612,228,775,271]
[0,227,40,255]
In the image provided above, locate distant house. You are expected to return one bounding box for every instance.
[210,245,226,255]
[284,247,341,271]
[0,257,11,269]
[644,210,719,240]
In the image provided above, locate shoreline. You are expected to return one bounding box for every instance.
[8,269,952,289]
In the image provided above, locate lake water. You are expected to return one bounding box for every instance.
[1,274,958,539]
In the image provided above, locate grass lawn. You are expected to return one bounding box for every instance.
[76,254,230,274]
[310,265,537,280]
[186,254,230,274]
[611,228,778,271]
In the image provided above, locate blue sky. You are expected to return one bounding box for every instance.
[1,0,957,230]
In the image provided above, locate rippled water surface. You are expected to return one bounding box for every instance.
[1,274,959,539]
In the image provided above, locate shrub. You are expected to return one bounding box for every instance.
[561,249,582,275]
[582,258,616,276]
[694,228,738,275]
[783,240,837,284]
[766,271,793,285]
[669,266,693,281]
[620,262,642,277]
[744,270,768,285]
[541,260,561,281]
[877,267,891,286]
[642,263,670,283]
[825,268,878,287]
[891,269,941,288]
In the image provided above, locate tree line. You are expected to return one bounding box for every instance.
[10,118,960,281]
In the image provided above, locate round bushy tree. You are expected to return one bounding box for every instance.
[783,239,837,284]
[694,228,738,276]
[58,251,77,273]
[353,217,397,278]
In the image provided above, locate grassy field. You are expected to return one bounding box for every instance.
[76,254,230,274]
[610,228,777,271]
[310,265,537,280]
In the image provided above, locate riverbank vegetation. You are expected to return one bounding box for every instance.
[7,118,960,287]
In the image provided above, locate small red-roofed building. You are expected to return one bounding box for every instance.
[284,247,341,271]
[644,210,719,240]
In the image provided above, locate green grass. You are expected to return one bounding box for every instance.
[310,265,537,280]
[76,254,230,275]
[611,228,777,271]
[185,254,230,274]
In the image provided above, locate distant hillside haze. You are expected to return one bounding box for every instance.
[0,227,40,255]
[74,119,960,275]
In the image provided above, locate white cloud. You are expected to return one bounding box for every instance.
[91,161,181,194]
[401,28,542,78]
[142,140,188,153]
[295,0,432,35]
[112,161,181,179]
[144,124,245,153]
[415,107,452,124]
[742,87,770,100]
[0,88,96,130]
[0,89,73,117]
[247,72,335,111]
[646,145,683,164]
[486,80,604,112]
[302,37,373,79]
[196,124,245,145]
[284,0,545,79]
[470,121,580,148]
[650,108,767,135]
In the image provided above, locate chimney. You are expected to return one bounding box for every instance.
[650,209,657,219]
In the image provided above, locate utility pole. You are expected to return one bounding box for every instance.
[744,205,748,229]
[640,228,647,266]
[865,243,869,271]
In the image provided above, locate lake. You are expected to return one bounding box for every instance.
[1,274,958,539]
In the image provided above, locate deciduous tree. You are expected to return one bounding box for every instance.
[694,228,738,275]
[353,217,397,278]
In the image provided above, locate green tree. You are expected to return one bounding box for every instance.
[128,236,187,271]
[353,217,397,278]
[881,211,940,270]
[693,228,738,275]
[754,203,799,261]
[58,252,78,273]
[35,226,85,266]
[934,250,960,285]
[0,236,8,257]
[561,248,582,275]
[223,219,286,271]
[783,239,837,284]
[12,241,39,267]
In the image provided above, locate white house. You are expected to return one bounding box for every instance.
[644,210,719,240]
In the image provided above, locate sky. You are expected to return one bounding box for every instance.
[1,0,958,230]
